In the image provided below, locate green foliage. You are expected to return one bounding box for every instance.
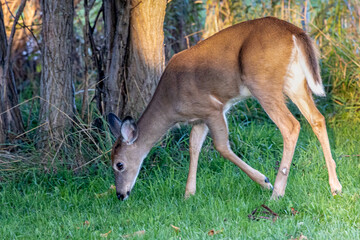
[311,1,360,119]
[164,0,205,60]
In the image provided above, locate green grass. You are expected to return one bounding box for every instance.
[1,108,360,239]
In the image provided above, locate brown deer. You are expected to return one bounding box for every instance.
[107,17,342,201]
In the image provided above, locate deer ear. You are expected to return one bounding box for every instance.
[121,116,138,145]
[107,113,122,139]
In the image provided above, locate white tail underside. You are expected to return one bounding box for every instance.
[292,35,325,96]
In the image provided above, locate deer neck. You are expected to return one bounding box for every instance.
[135,99,174,154]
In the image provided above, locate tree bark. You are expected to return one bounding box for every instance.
[39,0,75,141]
[0,3,24,145]
[100,0,166,119]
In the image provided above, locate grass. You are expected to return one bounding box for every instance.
[1,102,359,239]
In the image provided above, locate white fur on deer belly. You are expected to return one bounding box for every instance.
[223,86,252,113]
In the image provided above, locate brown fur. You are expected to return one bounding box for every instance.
[144,17,317,121]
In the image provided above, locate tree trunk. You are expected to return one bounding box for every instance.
[0,4,24,146]
[100,0,166,119]
[39,0,75,141]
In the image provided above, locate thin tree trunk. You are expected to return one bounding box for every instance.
[101,0,131,117]
[100,0,166,119]
[39,0,75,142]
[0,3,24,146]
[81,0,90,121]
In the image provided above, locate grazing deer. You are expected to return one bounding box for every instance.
[108,17,342,201]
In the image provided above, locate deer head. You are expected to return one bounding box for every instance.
[108,113,142,201]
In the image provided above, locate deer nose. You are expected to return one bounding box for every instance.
[117,193,125,200]
[117,191,130,201]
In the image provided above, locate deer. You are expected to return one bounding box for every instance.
[107,17,342,201]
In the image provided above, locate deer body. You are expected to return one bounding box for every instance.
[108,17,342,201]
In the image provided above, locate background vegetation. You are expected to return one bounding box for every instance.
[1,0,359,239]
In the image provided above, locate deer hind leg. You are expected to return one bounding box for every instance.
[286,81,342,196]
[185,123,208,198]
[206,112,273,190]
[252,93,301,199]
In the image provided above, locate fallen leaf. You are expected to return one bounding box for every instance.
[95,192,109,198]
[95,185,116,198]
[289,233,308,240]
[291,207,299,216]
[122,230,146,238]
[76,220,90,229]
[100,230,112,238]
[171,224,180,233]
[208,228,224,236]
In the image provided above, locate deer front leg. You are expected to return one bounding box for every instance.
[206,113,273,190]
[185,123,208,198]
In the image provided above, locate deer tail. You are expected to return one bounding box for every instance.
[293,33,325,96]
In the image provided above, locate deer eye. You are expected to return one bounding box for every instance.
[116,162,124,171]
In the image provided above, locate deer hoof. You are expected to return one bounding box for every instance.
[270,189,284,200]
[331,187,342,196]
[262,177,273,190]
[184,190,195,199]
[330,180,342,196]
